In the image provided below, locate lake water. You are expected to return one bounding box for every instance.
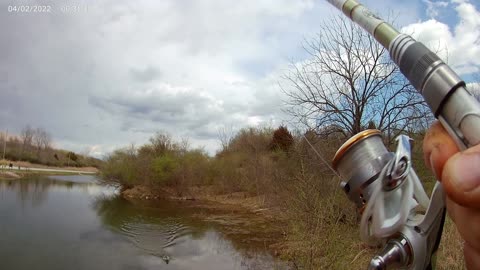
[0,175,286,270]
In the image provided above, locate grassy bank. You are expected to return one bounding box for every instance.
[100,127,465,269]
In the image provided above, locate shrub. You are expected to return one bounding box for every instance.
[152,154,178,185]
[269,126,294,152]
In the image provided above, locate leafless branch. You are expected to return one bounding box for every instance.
[282,16,432,143]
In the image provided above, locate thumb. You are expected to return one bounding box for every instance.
[443,145,480,209]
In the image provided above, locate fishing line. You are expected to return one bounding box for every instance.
[302,134,340,178]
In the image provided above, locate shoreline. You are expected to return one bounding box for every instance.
[121,184,289,258]
[0,158,98,180]
[0,168,97,180]
[0,171,22,179]
[121,185,283,218]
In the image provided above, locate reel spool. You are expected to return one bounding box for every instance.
[332,129,393,213]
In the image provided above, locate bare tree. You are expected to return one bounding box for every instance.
[282,17,431,144]
[32,127,51,157]
[40,130,52,150]
[149,132,174,155]
[179,137,190,154]
[20,125,35,153]
[33,128,43,151]
[33,128,44,156]
[217,126,234,152]
[1,130,6,160]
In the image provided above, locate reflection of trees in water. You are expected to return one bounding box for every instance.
[0,177,96,207]
[0,178,50,206]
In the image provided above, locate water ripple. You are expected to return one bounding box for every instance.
[115,218,192,257]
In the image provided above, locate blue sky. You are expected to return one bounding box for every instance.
[0,0,479,157]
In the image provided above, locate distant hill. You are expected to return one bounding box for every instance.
[0,126,103,168]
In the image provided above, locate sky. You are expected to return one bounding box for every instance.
[0,0,479,158]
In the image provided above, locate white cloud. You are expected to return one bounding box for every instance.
[402,0,480,75]
[467,82,480,98]
[423,0,449,18]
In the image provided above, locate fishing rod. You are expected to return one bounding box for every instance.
[324,0,480,269]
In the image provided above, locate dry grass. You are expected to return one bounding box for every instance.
[279,169,466,269]
[437,216,466,270]
[286,215,465,270]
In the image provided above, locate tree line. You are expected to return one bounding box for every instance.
[0,125,102,168]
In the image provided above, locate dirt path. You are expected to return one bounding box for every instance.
[0,159,98,174]
[1,166,97,174]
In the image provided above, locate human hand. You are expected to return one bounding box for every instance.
[423,121,480,269]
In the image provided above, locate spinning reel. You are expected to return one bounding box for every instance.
[333,130,445,269]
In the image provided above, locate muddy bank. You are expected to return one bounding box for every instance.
[122,185,283,218]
